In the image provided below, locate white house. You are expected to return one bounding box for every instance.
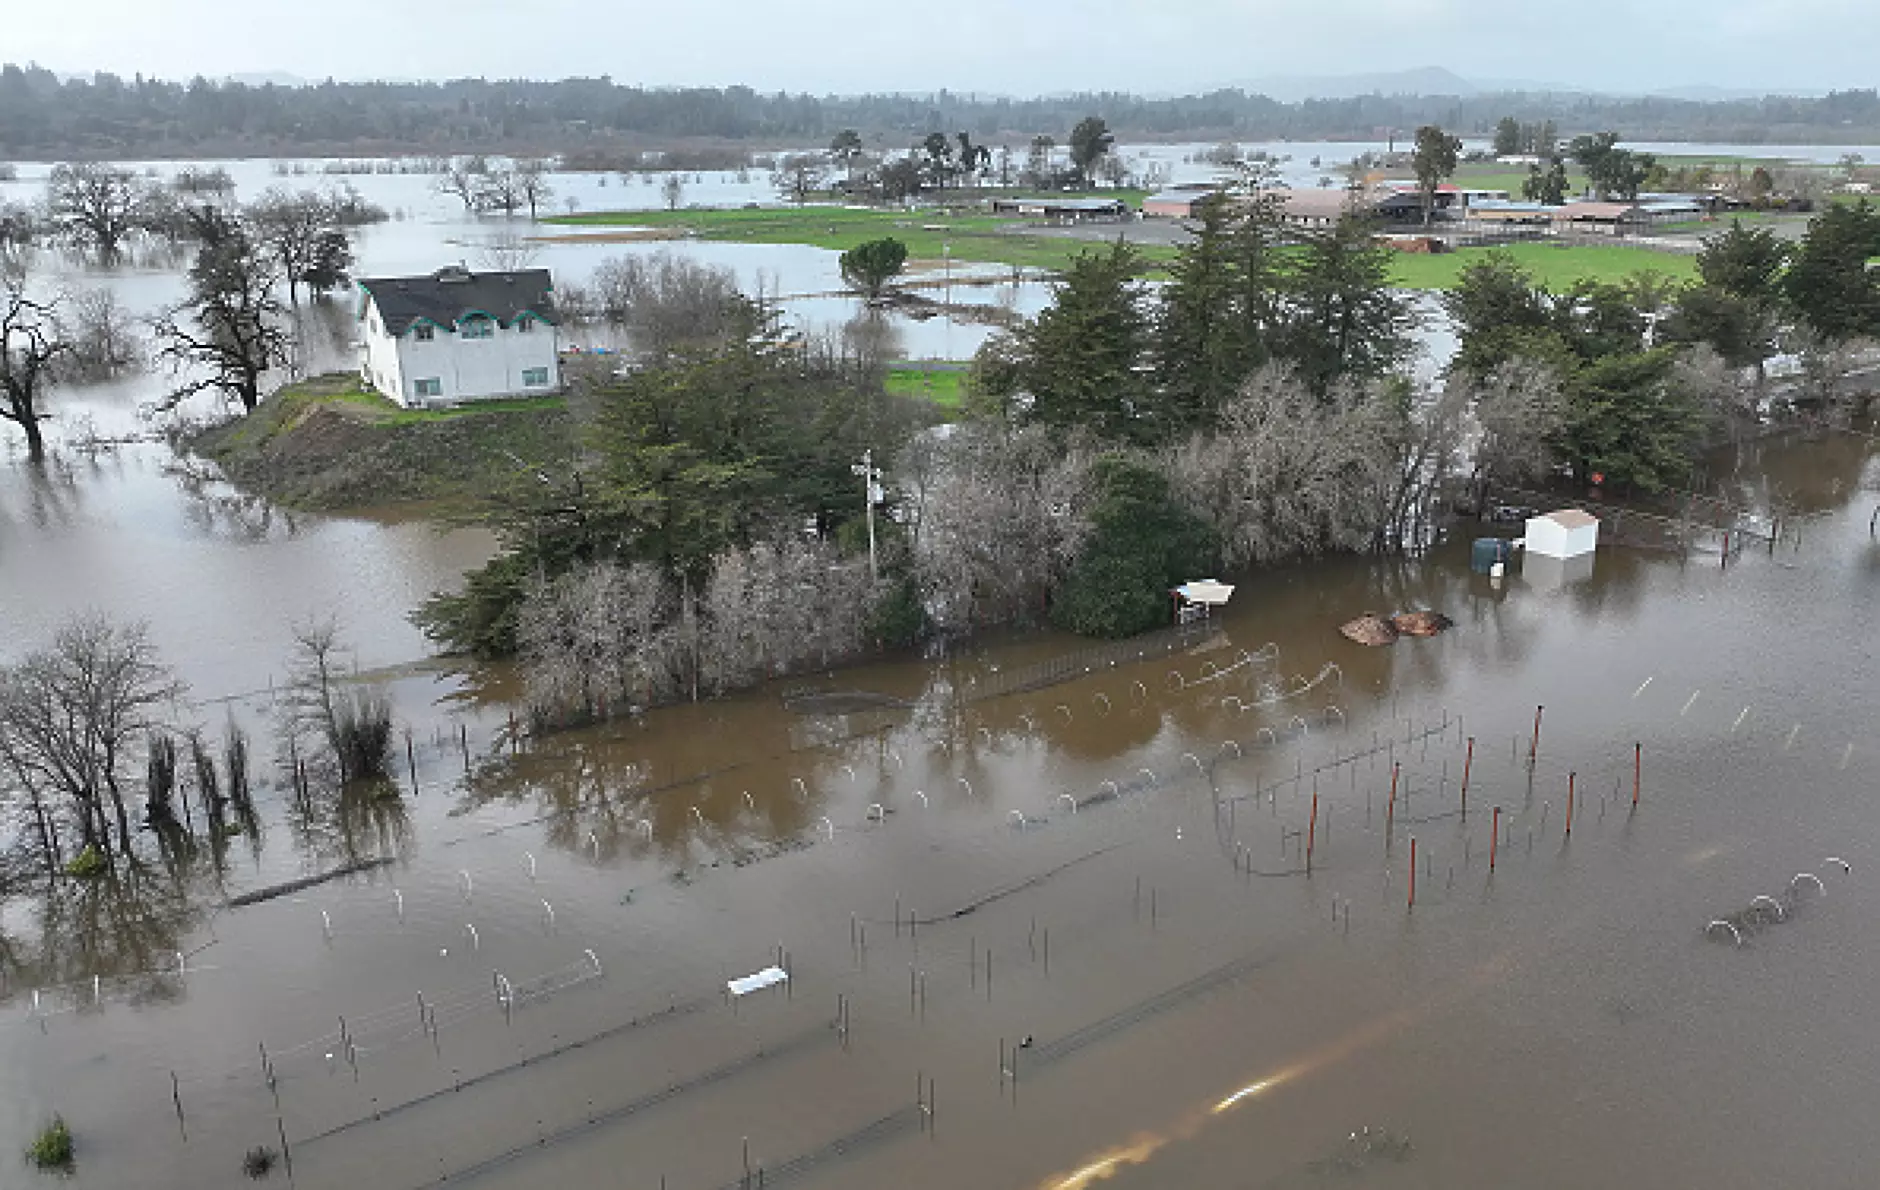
[357,266,561,407]
[1524,508,1600,560]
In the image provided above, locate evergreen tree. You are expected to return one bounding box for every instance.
[1052,456,1217,638]
[1020,241,1152,440]
[1492,117,1522,157]
[1273,216,1415,392]
[1560,349,1706,491]
[1782,200,1880,341]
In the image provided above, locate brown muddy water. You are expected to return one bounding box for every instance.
[4,428,1880,1190]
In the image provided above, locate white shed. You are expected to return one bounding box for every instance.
[1524,508,1600,560]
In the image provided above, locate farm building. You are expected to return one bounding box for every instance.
[1467,200,1559,226]
[1275,188,1362,228]
[1142,189,1218,218]
[987,197,1131,222]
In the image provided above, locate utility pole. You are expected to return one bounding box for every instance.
[852,449,880,581]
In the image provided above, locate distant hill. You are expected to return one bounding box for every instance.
[1224,67,1547,103]
[1221,66,1819,104]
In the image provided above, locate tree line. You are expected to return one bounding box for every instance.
[5,63,1880,157]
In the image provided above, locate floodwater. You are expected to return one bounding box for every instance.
[4,146,1880,1190]
[3,424,1879,1190]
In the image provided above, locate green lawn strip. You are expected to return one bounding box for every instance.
[885,363,967,412]
[546,204,1176,273]
[256,374,564,428]
[1387,242,1697,290]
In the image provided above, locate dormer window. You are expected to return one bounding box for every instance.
[413,324,435,342]
[515,317,533,334]
[460,316,494,340]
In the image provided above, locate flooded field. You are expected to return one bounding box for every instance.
[3,423,1878,1189]
[4,143,1880,1188]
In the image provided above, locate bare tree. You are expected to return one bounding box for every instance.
[478,167,525,216]
[772,154,830,204]
[247,188,334,304]
[699,537,874,692]
[58,287,141,382]
[1166,365,1396,568]
[1466,358,1567,506]
[46,163,152,264]
[1670,345,1757,444]
[0,616,183,873]
[475,230,542,272]
[435,156,490,213]
[660,173,686,211]
[909,423,1094,631]
[590,251,747,357]
[1,273,68,463]
[515,160,556,220]
[518,562,677,724]
[1789,330,1878,417]
[151,206,291,414]
[278,618,394,786]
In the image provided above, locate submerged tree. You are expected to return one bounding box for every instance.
[0,616,184,874]
[46,163,150,264]
[0,273,68,463]
[278,618,395,788]
[152,206,291,413]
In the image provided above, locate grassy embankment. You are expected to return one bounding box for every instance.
[545,203,1700,290]
[198,369,971,509]
[192,373,575,512]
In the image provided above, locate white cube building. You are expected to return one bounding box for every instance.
[1524,508,1600,560]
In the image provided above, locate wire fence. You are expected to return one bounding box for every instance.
[962,621,1227,703]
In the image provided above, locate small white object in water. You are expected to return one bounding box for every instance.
[439,948,449,957]
[1175,828,1184,840]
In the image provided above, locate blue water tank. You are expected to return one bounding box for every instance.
[1471,537,1512,574]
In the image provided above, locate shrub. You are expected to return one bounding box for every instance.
[242,1145,278,1179]
[63,846,107,880]
[27,1117,74,1171]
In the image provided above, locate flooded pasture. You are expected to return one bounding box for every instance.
[3,147,1880,1189]
[3,424,1879,1189]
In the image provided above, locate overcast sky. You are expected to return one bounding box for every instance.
[9,0,1876,96]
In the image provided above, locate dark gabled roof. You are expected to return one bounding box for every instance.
[357,266,557,336]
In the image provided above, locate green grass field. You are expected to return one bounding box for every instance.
[886,363,967,411]
[550,203,1699,291]
[547,204,1175,274]
[1386,242,1698,290]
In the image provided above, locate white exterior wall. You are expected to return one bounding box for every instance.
[359,299,561,407]
[1524,514,1599,560]
[360,306,407,402]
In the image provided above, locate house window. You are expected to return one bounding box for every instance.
[413,377,443,398]
[459,317,494,340]
[522,367,551,387]
[413,324,435,342]
[515,317,533,334]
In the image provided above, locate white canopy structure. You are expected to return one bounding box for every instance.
[1174,580,1236,606]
